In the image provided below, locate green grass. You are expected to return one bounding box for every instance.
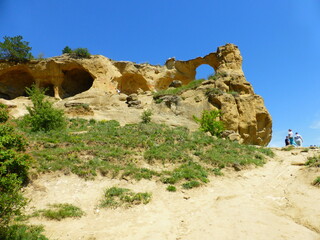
[281,145,294,151]
[305,155,320,167]
[153,79,205,98]
[312,176,320,186]
[100,187,152,208]
[33,203,85,221]
[166,185,177,192]
[14,118,273,188]
[182,180,201,189]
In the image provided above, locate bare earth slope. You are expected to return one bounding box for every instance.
[24,149,320,240]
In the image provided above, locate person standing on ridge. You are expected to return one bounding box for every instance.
[288,129,294,145]
[294,132,303,147]
[285,136,290,146]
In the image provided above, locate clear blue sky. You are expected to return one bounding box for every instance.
[1,0,320,147]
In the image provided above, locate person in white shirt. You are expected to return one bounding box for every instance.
[288,129,294,145]
[294,132,303,147]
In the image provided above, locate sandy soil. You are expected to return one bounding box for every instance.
[23,149,320,240]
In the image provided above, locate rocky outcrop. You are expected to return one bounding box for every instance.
[0,44,272,146]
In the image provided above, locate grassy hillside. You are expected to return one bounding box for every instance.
[17,118,273,190]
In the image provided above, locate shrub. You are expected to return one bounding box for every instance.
[166,185,177,192]
[0,103,9,123]
[305,155,320,167]
[0,224,48,240]
[0,174,28,228]
[0,36,33,62]
[141,109,152,123]
[72,48,91,59]
[182,180,201,189]
[23,85,66,132]
[0,124,30,231]
[100,187,152,208]
[34,203,84,221]
[193,110,224,137]
[0,124,27,151]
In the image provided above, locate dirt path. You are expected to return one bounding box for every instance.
[24,149,320,240]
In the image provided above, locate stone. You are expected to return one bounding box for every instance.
[169,80,182,88]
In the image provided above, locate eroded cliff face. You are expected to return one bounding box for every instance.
[0,44,272,145]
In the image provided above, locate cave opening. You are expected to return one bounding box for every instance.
[62,68,94,98]
[39,83,55,97]
[117,74,150,95]
[0,69,35,99]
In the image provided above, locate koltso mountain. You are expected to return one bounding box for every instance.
[0,44,272,146]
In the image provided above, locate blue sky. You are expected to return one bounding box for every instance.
[1,0,320,147]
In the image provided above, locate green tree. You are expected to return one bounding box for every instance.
[193,110,225,137]
[24,85,66,132]
[0,36,33,62]
[62,46,72,54]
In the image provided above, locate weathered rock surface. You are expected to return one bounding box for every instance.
[0,44,272,146]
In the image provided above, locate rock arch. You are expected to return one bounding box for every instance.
[0,68,35,99]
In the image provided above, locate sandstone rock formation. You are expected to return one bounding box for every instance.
[0,44,272,146]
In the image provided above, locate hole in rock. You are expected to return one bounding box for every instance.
[39,83,55,97]
[62,68,94,98]
[0,69,35,99]
[195,64,215,80]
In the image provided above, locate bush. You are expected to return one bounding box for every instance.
[34,203,84,221]
[193,110,224,137]
[0,103,9,123]
[0,224,48,240]
[23,85,66,132]
[61,46,91,58]
[166,185,177,192]
[0,36,33,62]
[141,109,152,123]
[72,48,91,59]
[0,174,28,227]
[100,187,152,208]
[0,124,27,151]
[0,124,30,231]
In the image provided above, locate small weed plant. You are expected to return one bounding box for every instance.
[166,185,176,192]
[305,155,320,167]
[281,145,294,151]
[141,109,152,123]
[312,176,320,186]
[100,187,152,208]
